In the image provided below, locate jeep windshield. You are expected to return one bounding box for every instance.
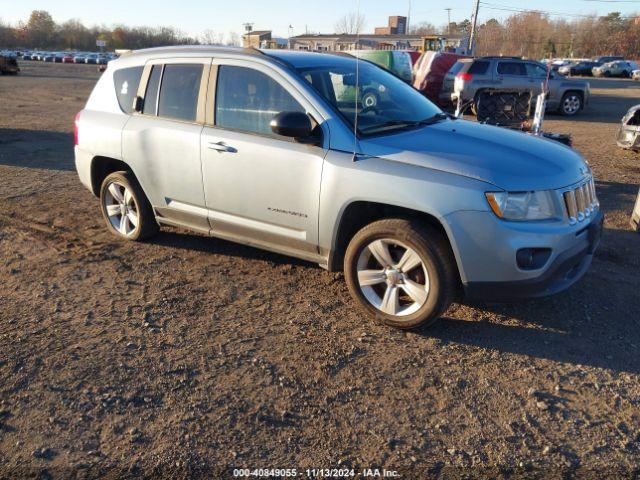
[295,59,443,136]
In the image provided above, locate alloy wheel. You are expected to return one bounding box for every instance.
[356,238,430,317]
[563,95,581,115]
[103,181,139,236]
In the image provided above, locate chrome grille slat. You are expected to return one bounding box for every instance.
[563,177,598,225]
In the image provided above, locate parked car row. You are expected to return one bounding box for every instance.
[18,50,117,64]
[548,56,639,78]
[546,56,621,76]
[591,60,638,78]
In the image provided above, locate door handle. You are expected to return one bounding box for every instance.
[207,141,237,153]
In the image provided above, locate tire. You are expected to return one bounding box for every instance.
[99,171,158,241]
[603,71,611,77]
[559,92,582,116]
[343,218,458,330]
[623,70,630,78]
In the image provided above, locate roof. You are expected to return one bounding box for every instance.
[109,45,355,70]
[267,50,357,68]
[243,30,272,37]
[118,45,261,59]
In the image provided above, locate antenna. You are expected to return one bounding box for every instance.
[352,0,361,161]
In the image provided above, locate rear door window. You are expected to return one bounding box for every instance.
[497,61,526,76]
[113,66,143,114]
[143,65,162,115]
[157,64,203,122]
[468,60,489,75]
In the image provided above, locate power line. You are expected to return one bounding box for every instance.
[581,0,640,3]
[479,1,639,19]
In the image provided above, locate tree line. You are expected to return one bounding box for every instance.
[336,11,639,60]
[2,9,639,59]
[475,11,640,59]
[0,10,235,51]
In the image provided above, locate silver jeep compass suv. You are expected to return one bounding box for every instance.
[75,46,603,329]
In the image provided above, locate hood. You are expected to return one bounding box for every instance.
[360,119,588,191]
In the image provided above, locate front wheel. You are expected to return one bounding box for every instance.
[344,219,458,329]
[560,92,582,116]
[99,171,158,241]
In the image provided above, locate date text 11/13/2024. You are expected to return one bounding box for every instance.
[232,468,401,478]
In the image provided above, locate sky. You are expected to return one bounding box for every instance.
[0,0,638,39]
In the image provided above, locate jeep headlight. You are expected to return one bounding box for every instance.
[485,191,559,221]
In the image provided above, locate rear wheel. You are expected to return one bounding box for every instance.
[344,219,457,330]
[99,171,158,241]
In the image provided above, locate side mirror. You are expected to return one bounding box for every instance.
[270,111,313,139]
[133,95,144,113]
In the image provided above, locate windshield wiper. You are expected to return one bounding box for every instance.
[361,112,450,135]
[418,112,451,125]
[360,120,421,134]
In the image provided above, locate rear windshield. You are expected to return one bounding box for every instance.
[113,66,143,114]
[468,60,490,75]
[448,61,467,75]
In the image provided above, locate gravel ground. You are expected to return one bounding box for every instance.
[0,61,639,479]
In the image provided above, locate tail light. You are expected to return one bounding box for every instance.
[74,111,81,146]
[456,72,473,81]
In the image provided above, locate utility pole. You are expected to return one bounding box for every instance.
[445,8,452,35]
[468,0,480,55]
[407,0,412,34]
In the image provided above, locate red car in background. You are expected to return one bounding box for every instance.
[62,54,75,63]
[413,51,471,105]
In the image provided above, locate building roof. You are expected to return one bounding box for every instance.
[243,30,272,37]
[291,33,463,41]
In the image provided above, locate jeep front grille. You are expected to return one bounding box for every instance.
[563,178,598,225]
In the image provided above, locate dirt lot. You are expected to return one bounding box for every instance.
[0,61,639,479]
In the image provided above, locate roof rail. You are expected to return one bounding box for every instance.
[477,55,522,60]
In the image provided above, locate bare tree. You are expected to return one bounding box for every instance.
[226,31,241,46]
[334,12,366,34]
[200,29,224,45]
[409,21,438,36]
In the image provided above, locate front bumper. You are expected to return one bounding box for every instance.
[443,209,604,302]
